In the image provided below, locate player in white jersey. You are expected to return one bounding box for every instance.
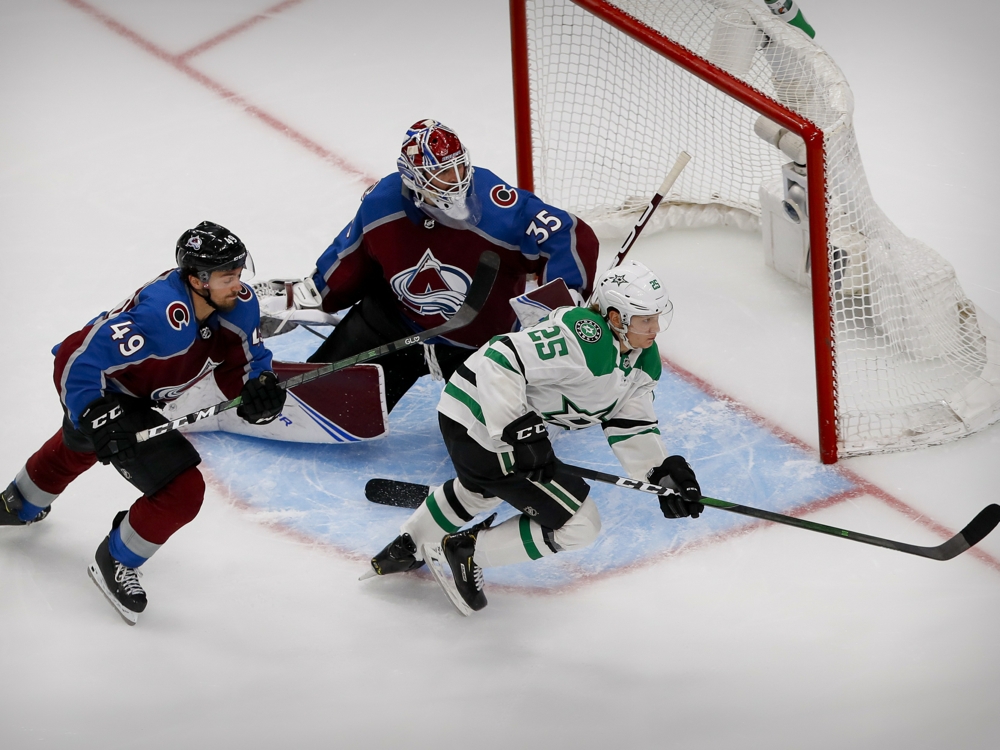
[365,261,704,614]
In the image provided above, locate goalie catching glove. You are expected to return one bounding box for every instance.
[501,412,557,483]
[237,371,286,425]
[648,455,704,519]
[79,396,137,464]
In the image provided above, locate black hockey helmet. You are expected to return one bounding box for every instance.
[175,221,253,283]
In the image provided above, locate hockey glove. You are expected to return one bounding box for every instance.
[648,455,704,519]
[237,371,286,425]
[501,412,557,483]
[79,395,137,464]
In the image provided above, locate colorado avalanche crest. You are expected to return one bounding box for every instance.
[389,249,471,318]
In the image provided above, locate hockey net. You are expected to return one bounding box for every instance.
[511,0,1000,462]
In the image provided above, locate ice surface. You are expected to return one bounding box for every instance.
[2,2,998,749]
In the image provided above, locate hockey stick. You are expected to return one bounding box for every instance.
[136,250,502,442]
[609,151,691,270]
[364,471,1000,562]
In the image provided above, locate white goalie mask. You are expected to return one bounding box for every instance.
[397,119,481,227]
[593,261,673,346]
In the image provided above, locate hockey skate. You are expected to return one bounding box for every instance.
[359,533,425,581]
[0,482,50,526]
[88,536,147,626]
[421,514,495,616]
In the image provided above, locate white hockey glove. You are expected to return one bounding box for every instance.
[253,277,339,338]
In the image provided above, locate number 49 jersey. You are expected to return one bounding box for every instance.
[53,269,273,428]
[438,306,669,480]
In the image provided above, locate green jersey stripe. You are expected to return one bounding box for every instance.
[484,346,519,374]
[443,382,485,424]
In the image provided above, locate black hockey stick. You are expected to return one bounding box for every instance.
[364,469,1000,562]
[136,250,501,442]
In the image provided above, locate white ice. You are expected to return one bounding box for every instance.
[1,1,998,749]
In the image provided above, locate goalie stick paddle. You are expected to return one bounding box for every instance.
[135,250,501,443]
[364,471,1000,562]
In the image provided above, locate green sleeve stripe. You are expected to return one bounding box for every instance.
[607,427,661,445]
[484,347,518,374]
[519,515,544,560]
[444,382,485,424]
[426,492,461,533]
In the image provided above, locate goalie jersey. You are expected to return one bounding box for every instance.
[438,306,669,480]
[310,168,599,349]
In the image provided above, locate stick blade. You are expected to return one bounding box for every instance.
[932,504,1000,561]
[958,503,1000,552]
[364,479,429,509]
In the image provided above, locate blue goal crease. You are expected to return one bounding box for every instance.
[193,327,857,589]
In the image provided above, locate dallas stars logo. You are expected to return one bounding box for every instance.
[608,274,627,286]
[542,396,617,429]
[574,318,602,343]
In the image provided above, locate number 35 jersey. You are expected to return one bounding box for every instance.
[52,269,273,429]
[438,306,669,480]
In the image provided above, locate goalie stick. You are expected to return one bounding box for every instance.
[135,250,501,443]
[608,150,691,270]
[364,470,1000,562]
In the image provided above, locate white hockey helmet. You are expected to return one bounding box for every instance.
[397,119,480,226]
[593,260,673,340]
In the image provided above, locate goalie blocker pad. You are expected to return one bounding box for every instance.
[509,278,577,329]
[159,361,388,444]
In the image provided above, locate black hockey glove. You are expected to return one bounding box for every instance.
[237,371,286,425]
[79,395,137,465]
[648,455,704,519]
[501,412,557,483]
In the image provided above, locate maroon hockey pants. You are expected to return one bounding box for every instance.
[25,430,205,545]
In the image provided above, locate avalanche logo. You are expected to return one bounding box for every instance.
[166,301,190,331]
[151,358,221,401]
[490,184,518,208]
[238,283,253,302]
[390,249,472,318]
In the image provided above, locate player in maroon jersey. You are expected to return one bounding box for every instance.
[1,222,285,625]
[259,120,599,413]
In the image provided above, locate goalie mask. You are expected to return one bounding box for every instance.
[593,261,673,347]
[397,119,481,227]
[175,221,254,284]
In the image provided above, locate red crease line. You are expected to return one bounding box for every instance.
[62,0,378,185]
[178,0,308,62]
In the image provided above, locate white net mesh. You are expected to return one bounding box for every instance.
[521,0,1000,457]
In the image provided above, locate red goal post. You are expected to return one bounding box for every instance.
[509,0,1000,464]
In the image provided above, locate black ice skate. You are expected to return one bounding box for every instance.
[1,482,50,526]
[88,536,147,626]
[360,533,425,580]
[422,514,495,616]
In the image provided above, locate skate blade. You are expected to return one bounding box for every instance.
[358,566,378,581]
[87,563,139,626]
[420,542,472,617]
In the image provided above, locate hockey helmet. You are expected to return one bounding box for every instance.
[593,260,673,341]
[397,119,480,225]
[175,221,254,284]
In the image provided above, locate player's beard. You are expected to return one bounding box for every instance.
[210,288,239,313]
